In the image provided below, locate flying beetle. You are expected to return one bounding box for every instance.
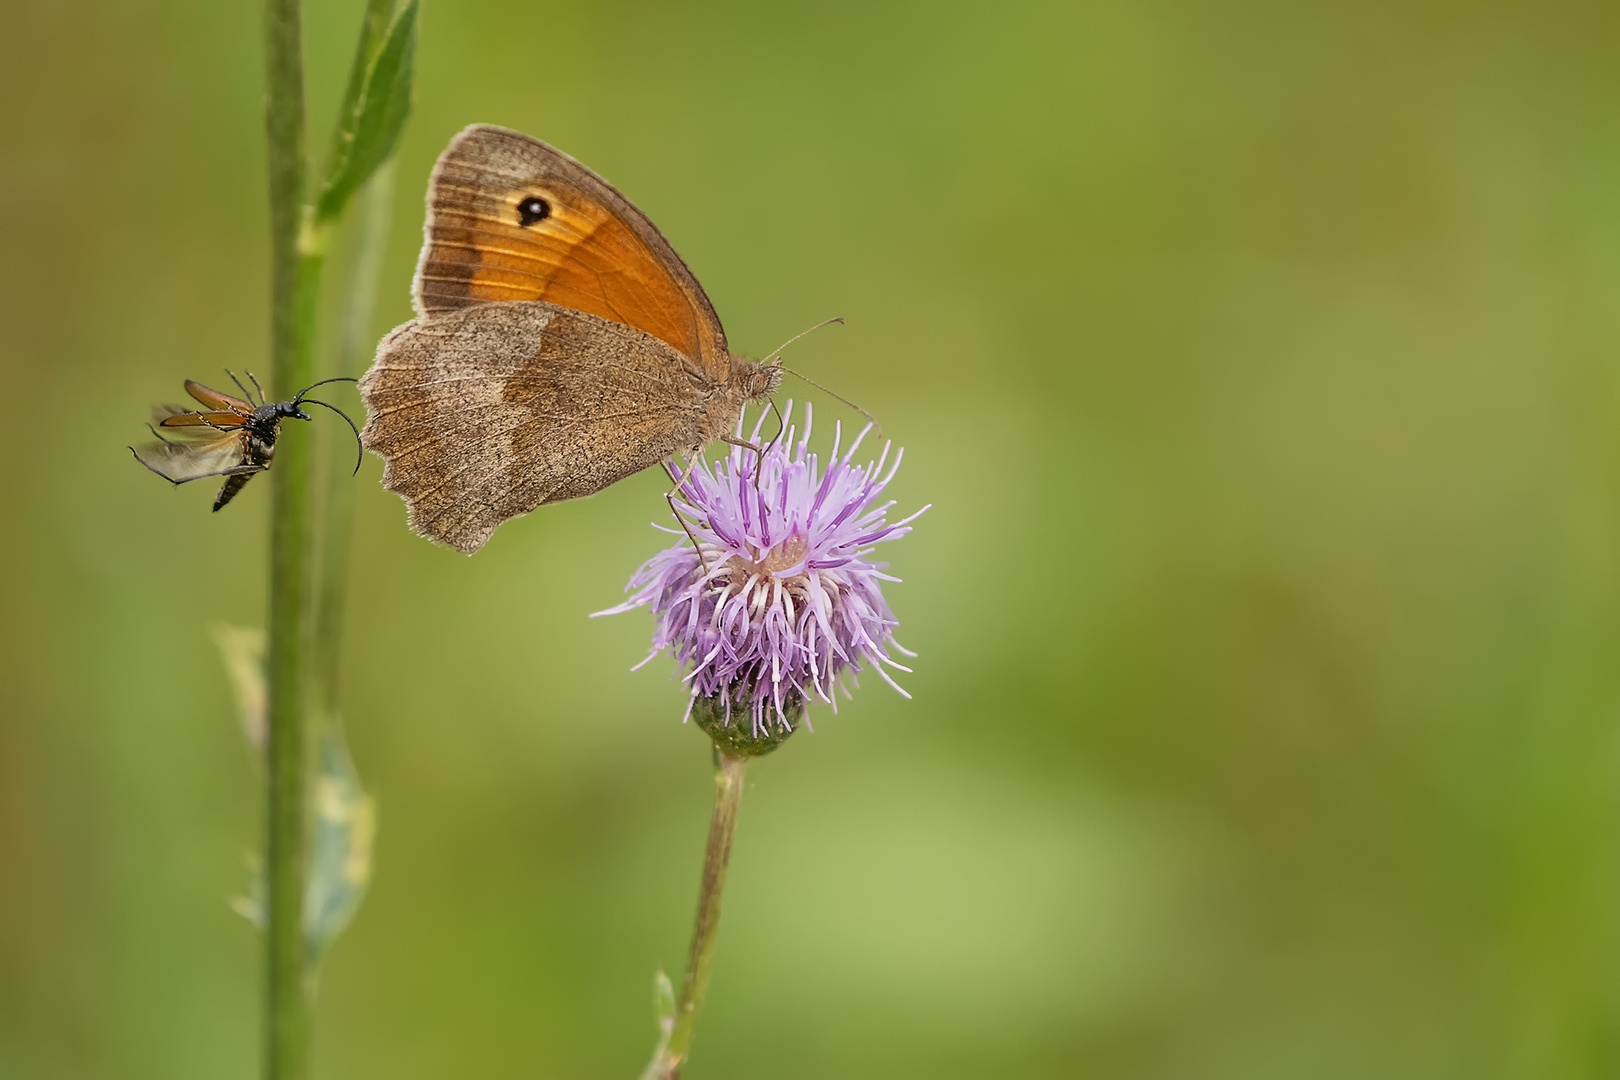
[131,373,362,511]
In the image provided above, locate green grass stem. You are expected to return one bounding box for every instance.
[263,0,317,1073]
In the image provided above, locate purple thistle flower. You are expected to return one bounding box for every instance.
[594,402,926,753]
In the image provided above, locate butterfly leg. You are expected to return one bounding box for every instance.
[247,371,266,405]
[662,461,712,574]
[760,397,787,457]
[719,435,767,478]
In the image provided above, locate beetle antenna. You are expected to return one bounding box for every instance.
[299,398,364,475]
[291,376,359,406]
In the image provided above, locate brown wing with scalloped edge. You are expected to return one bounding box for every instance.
[361,302,740,554]
[412,125,731,383]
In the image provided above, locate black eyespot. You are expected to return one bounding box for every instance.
[517,196,550,226]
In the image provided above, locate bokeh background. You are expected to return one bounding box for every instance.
[5,0,1620,1076]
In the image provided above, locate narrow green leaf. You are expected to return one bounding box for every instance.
[638,970,678,1080]
[233,854,266,929]
[316,0,418,223]
[303,718,377,962]
[325,0,397,176]
[654,969,676,1028]
[214,627,374,957]
[212,623,267,752]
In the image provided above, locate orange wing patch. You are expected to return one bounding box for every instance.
[419,182,714,365]
[412,127,729,379]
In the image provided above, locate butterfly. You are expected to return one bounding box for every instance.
[131,375,362,511]
[358,125,786,555]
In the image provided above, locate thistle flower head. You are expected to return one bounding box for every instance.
[595,402,925,754]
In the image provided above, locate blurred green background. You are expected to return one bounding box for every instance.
[4,0,1620,1077]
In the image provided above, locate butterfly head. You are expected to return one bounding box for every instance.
[740,316,844,406]
[746,361,785,402]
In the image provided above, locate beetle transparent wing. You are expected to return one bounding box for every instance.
[131,429,260,485]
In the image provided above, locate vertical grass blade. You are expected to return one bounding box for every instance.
[263,0,312,1073]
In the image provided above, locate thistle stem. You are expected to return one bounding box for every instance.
[264,0,316,1073]
[652,752,749,1079]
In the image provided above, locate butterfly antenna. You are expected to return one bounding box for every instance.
[292,376,360,406]
[760,316,845,366]
[300,398,365,475]
[778,365,882,439]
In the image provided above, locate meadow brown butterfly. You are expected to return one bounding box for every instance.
[359,125,783,554]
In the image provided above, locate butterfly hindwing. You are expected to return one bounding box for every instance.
[361,301,719,554]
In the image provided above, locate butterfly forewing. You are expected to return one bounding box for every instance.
[415,126,731,381]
